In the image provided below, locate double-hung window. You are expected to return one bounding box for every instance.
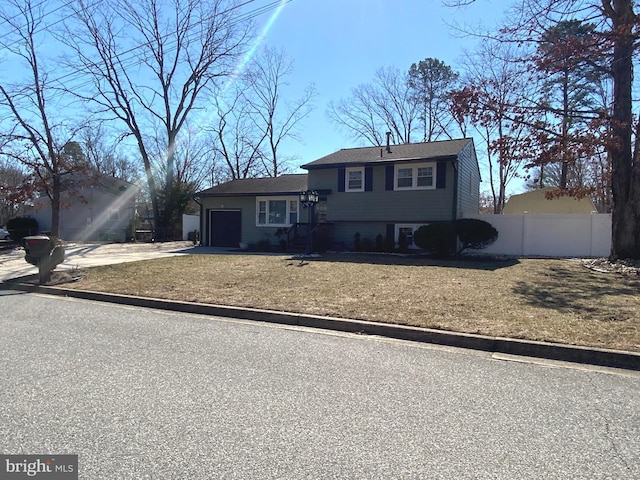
[397,168,413,188]
[395,163,436,190]
[346,167,364,192]
[288,200,298,224]
[256,197,298,227]
[417,166,434,187]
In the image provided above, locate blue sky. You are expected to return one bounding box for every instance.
[1,0,511,192]
[251,0,508,184]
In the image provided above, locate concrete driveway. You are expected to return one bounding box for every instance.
[0,241,197,282]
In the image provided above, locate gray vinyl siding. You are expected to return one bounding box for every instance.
[200,195,300,247]
[328,222,392,250]
[456,142,481,218]
[308,163,455,223]
[199,139,480,250]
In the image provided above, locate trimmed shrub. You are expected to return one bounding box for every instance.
[384,234,395,253]
[398,231,408,253]
[455,218,498,253]
[413,222,455,258]
[187,230,200,245]
[375,233,384,252]
[354,232,362,251]
[6,216,39,243]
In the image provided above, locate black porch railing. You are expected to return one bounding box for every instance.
[285,223,332,253]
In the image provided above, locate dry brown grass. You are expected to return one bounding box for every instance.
[60,253,640,352]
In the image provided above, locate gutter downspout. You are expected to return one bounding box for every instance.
[193,195,203,246]
[451,159,460,253]
[451,159,459,220]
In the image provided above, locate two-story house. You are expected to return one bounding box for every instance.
[195,138,480,250]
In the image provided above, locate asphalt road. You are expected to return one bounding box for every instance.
[1,291,639,479]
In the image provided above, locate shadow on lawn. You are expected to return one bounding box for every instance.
[172,246,520,271]
[298,252,520,271]
[512,264,640,319]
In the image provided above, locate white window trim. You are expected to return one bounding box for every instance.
[394,162,436,190]
[345,167,365,192]
[256,196,298,227]
[395,224,423,249]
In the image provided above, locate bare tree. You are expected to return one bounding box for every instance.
[244,47,316,177]
[328,66,418,146]
[210,46,316,179]
[0,0,82,237]
[172,124,217,192]
[63,0,252,239]
[210,87,267,180]
[79,123,141,183]
[447,0,640,259]
[452,40,533,213]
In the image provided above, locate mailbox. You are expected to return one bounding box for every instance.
[24,236,53,263]
[23,235,65,284]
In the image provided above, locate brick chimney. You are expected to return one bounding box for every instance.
[386,132,392,153]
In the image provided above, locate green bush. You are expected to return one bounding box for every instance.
[413,222,455,258]
[6,216,39,243]
[398,231,408,253]
[456,218,498,253]
[187,230,200,245]
[354,232,361,251]
[413,219,498,257]
[375,233,384,252]
[384,235,395,253]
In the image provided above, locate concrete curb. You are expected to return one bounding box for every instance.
[3,281,640,371]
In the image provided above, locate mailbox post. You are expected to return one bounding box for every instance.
[23,236,65,284]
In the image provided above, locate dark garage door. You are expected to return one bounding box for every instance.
[210,210,242,247]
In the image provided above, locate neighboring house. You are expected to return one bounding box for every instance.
[503,187,597,214]
[27,173,139,242]
[195,138,480,249]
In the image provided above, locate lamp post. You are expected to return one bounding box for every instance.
[299,190,319,255]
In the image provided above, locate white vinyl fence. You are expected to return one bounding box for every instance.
[182,214,200,241]
[465,214,612,258]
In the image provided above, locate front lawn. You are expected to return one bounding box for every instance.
[60,253,640,352]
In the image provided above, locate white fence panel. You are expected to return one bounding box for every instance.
[182,214,200,240]
[465,214,611,257]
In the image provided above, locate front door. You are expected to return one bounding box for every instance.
[209,210,242,247]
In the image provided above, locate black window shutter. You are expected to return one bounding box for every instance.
[365,166,373,191]
[338,168,345,192]
[385,165,394,190]
[436,161,446,189]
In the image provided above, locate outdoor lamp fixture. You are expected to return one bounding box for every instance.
[299,190,319,255]
[299,190,319,206]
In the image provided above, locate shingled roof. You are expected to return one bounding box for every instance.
[301,138,473,169]
[196,174,308,197]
